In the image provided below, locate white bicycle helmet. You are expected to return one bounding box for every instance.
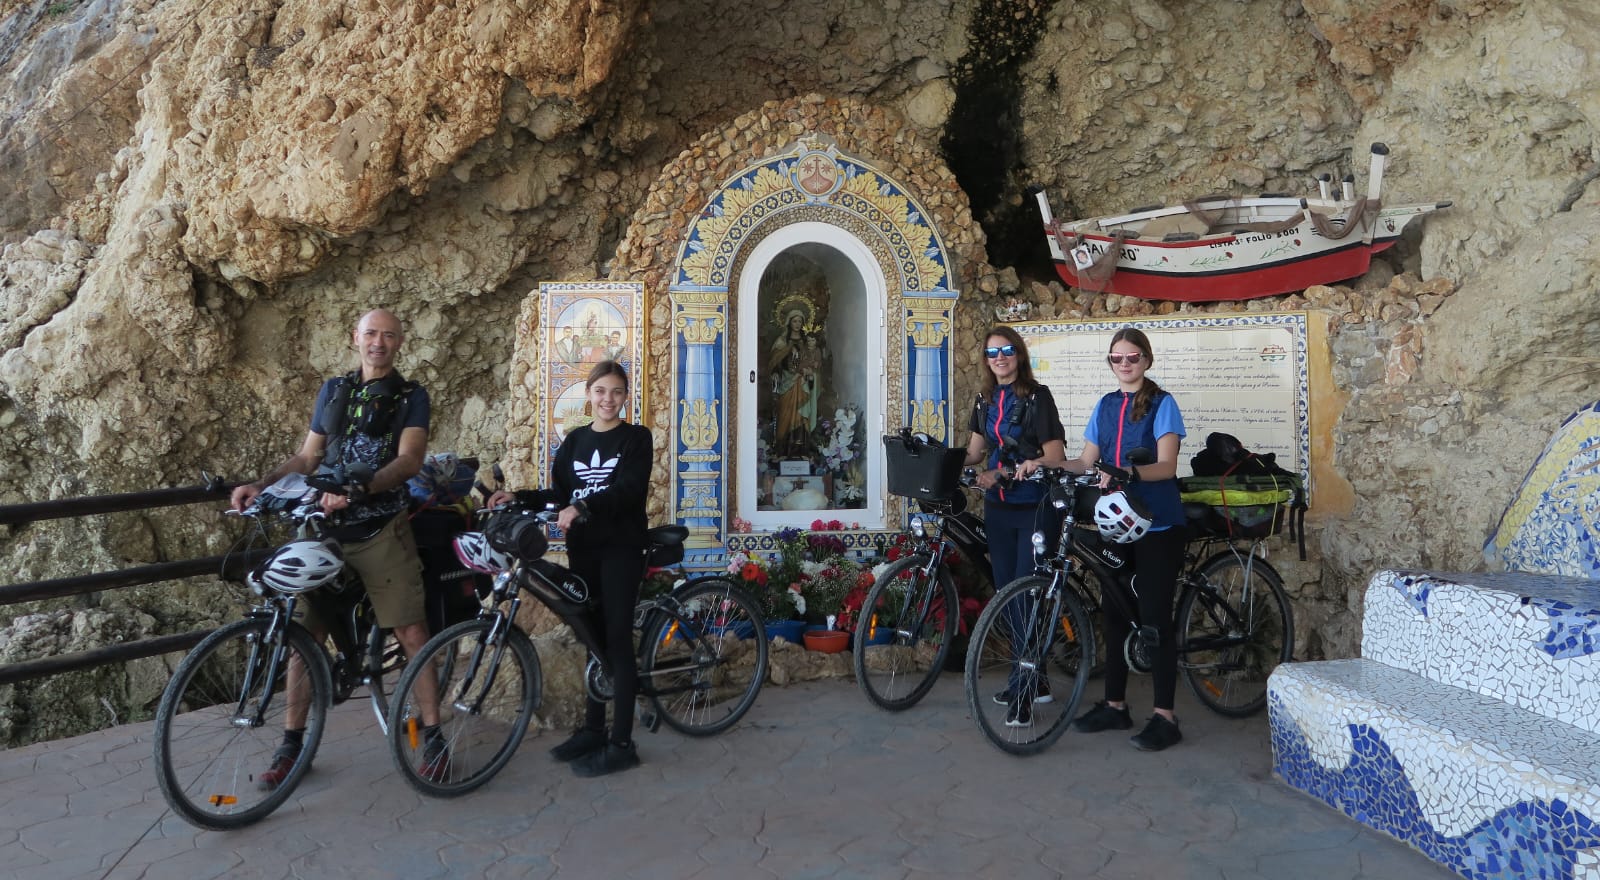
[1094,491,1154,544]
[453,530,512,574]
[252,539,344,593]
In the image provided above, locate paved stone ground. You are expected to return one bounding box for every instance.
[0,671,1456,880]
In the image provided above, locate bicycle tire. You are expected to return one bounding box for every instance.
[388,618,541,797]
[1177,551,1293,717]
[366,624,405,734]
[965,575,1094,755]
[154,617,331,830]
[851,553,957,711]
[641,578,768,736]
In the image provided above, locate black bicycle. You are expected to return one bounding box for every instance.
[1065,460,1294,717]
[153,475,405,830]
[963,466,1100,754]
[386,504,769,797]
[853,432,991,710]
[966,454,1296,755]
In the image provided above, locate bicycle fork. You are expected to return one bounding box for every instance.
[232,604,295,729]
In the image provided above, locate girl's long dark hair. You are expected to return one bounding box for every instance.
[1109,327,1163,422]
[980,325,1037,397]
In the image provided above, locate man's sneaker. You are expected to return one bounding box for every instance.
[550,727,607,763]
[1130,714,1183,752]
[256,743,300,791]
[991,677,1053,706]
[418,738,452,783]
[1004,697,1033,728]
[572,741,641,778]
[1072,700,1133,733]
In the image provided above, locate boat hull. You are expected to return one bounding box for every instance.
[1042,203,1445,302]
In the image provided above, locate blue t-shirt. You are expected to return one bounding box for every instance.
[1084,390,1186,529]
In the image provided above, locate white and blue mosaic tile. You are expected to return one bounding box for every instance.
[1362,570,1600,735]
[1270,661,1600,880]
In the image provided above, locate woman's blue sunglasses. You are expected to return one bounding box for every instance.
[984,345,1017,359]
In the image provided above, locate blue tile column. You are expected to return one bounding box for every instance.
[670,289,729,557]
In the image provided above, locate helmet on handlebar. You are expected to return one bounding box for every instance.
[1094,491,1153,544]
[252,539,344,593]
[453,530,512,573]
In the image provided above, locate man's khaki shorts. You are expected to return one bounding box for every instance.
[296,513,428,631]
[342,513,427,629]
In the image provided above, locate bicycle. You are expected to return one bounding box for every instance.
[966,455,1296,754]
[853,432,992,711]
[963,466,1100,754]
[1051,453,1295,718]
[152,474,407,830]
[386,504,769,797]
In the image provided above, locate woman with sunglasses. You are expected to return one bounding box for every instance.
[963,325,1068,726]
[1068,327,1189,751]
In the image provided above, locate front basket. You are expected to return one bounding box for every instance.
[883,435,966,502]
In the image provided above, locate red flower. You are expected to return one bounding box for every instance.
[811,519,827,531]
[740,562,768,586]
[826,519,845,531]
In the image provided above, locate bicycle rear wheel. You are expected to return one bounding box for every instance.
[641,578,768,736]
[1177,551,1293,717]
[851,554,957,711]
[388,618,541,797]
[154,618,330,830]
[965,575,1093,755]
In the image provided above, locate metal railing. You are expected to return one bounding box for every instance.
[0,477,261,687]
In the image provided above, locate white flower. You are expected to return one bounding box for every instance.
[801,560,830,577]
[790,590,806,615]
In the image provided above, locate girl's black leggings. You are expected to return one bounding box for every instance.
[1101,526,1187,712]
[570,547,645,744]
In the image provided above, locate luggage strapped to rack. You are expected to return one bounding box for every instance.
[1180,442,1309,559]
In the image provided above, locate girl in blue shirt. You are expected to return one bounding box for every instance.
[1069,327,1189,752]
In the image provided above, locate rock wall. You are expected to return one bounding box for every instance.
[2,0,1598,744]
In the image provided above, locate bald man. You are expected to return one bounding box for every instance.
[231,308,444,786]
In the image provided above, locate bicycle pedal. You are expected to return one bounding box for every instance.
[641,710,661,733]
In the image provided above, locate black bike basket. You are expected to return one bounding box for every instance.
[884,435,966,502]
[484,509,550,561]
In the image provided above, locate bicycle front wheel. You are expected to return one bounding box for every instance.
[388,618,541,797]
[851,554,957,711]
[965,575,1093,755]
[1177,551,1293,717]
[642,578,768,736]
[154,618,331,830]
[366,624,405,734]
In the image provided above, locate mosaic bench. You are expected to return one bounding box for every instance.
[1363,571,1600,736]
[1270,659,1600,879]
[1270,570,1600,879]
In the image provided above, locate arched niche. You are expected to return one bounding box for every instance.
[666,137,962,557]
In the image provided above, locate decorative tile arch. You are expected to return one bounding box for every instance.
[667,136,962,556]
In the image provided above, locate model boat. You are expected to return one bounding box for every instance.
[1032,143,1451,302]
